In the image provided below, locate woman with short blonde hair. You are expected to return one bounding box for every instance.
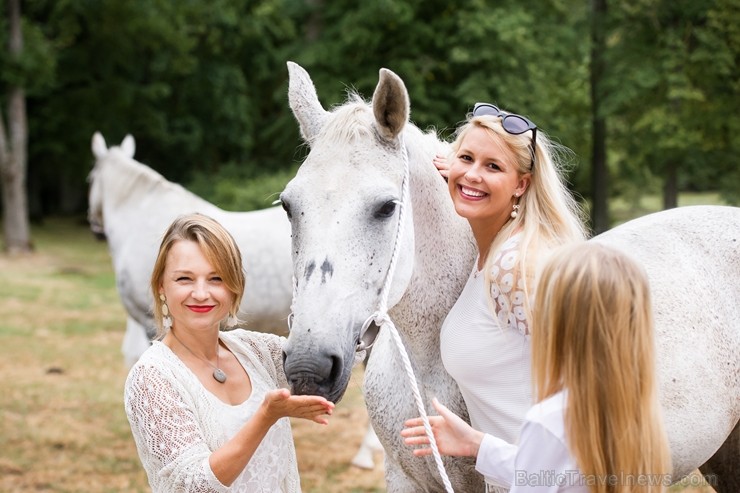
[125,213,334,492]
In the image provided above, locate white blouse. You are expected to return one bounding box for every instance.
[441,234,533,489]
[124,330,300,492]
[477,391,587,493]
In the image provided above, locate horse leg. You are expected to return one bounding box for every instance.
[121,317,151,368]
[698,419,740,493]
[351,423,384,469]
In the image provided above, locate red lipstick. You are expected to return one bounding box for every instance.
[188,305,215,313]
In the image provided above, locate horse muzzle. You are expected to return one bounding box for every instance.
[282,344,352,403]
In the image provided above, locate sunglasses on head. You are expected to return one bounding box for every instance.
[472,102,537,171]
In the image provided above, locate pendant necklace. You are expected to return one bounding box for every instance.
[171,330,227,383]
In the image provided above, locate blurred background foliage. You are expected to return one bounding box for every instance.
[1,0,737,225]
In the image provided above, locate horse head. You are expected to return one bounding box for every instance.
[280,63,481,490]
[280,62,420,403]
[88,132,135,240]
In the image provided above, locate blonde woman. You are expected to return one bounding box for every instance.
[435,103,587,491]
[403,242,672,493]
[124,213,334,492]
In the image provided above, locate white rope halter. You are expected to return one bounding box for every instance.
[359,134,455,493]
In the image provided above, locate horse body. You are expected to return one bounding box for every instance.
[592,205,740,486]
[89,133,293,352]
[281,62,739,492]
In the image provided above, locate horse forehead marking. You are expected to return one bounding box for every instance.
[320,258,333,284]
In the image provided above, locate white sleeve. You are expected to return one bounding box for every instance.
[475,433,519,487]
[509,420,575,493]
[236,331,289,388]
[124,364,227,492]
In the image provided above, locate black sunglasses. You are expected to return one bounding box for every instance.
[472,102,537,171]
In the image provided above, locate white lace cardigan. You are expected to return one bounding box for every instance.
[124,329,300,492]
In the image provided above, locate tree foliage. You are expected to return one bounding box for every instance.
[0,0,734,222]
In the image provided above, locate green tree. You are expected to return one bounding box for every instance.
[291,0,591,177]
[605,0,740,208]
[26,0,302,215]
[0,0,54,252]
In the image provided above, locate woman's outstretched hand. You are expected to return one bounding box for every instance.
[433,154,450,181]
[261,388,334,425]
[401,398,484,458]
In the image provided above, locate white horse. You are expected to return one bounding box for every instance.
[88,133,294,359]
[279,62,740,492]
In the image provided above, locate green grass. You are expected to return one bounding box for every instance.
[0,216,385,492]
[609,191,726,226]
[0,217,157,492]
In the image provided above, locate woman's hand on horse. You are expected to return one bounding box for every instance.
[433,154,450,182]
[401,398,484,458]
[261,388,334,425]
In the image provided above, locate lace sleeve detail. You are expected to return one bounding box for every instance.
[124,364,227,492]
[489,236,530,336]
[234,331,289,389]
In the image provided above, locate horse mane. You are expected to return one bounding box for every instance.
[96,148,208,210]
[316,93,376,146]
[318,92,446,166]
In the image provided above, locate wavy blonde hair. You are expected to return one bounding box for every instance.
[533,242,672,493]
[449,111,587,322]
[150,213,246,338]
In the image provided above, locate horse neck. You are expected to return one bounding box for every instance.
[98,154,213,240]
[390,128,476,366]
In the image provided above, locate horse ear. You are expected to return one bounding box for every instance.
[92,132,108,159]
[120,134,136,158]
[372,68,409,141]
[287,61,329,143]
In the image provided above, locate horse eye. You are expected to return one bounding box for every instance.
[281,199,292,219]
[374,200,397,219]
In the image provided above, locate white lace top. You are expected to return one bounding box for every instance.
[441,234,533,489]
[124,330,300,492]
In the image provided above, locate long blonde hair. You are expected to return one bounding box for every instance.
[532,242,672,493]
[150,213,246,338]
[450,111,587,322]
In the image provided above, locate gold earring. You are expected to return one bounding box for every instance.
[160,294,172,329]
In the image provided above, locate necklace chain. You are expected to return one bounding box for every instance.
[170,330,227,383]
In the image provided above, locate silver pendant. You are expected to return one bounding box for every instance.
[213,368,227,383]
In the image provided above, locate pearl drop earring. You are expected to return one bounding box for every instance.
[511,192,522,219]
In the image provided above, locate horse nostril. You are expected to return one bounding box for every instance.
[328,354,343,384]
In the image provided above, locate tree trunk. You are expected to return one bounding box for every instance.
[305,0,323,42]
[589,0,609,234]
[0,0,32,254]
[662,160,678,209]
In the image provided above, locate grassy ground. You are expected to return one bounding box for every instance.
[609,191,727,226]
[0,217,384,492]
[0,198,726,492]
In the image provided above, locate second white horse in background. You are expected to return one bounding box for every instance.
[89,132,293,354]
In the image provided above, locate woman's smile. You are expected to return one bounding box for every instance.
[187,305,216,313]
[459,185,487,199]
